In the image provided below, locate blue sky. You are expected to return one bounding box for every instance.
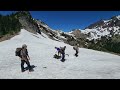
[0,11,120,32]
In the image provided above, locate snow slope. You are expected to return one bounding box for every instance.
[0,29,120,79]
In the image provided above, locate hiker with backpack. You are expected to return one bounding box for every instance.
[73,44,79,57]
[16,44,33,72]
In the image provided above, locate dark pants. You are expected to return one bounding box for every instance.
[21,60,31,71]
[75,50,78,57]
[61,53,65,62]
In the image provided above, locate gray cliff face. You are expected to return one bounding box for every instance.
[19,16,37,34]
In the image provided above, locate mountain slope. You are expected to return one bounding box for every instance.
[0,29,120,79]
[82,15,120,40]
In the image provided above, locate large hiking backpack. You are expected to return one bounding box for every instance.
[59,47,65,54]
[15,48,22,57]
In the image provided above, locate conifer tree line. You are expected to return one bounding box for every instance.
[0,11,39,38]
[0,13,22,37]
[87,34,120,54]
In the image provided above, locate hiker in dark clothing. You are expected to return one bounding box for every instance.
[20,44,33,72]
[73,44,79,57]
[60,46,66,62]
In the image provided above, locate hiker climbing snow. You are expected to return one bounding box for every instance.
[73,44,79,57]
[59,46,66,62]
[54,46,67,62]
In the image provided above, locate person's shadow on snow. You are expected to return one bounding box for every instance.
[24,65,37,71]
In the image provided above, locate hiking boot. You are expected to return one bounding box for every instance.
[75,54,78,57]
[61,59,65,62]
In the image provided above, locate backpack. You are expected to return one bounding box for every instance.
[59,47,66,54]
[15,48,22,57]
